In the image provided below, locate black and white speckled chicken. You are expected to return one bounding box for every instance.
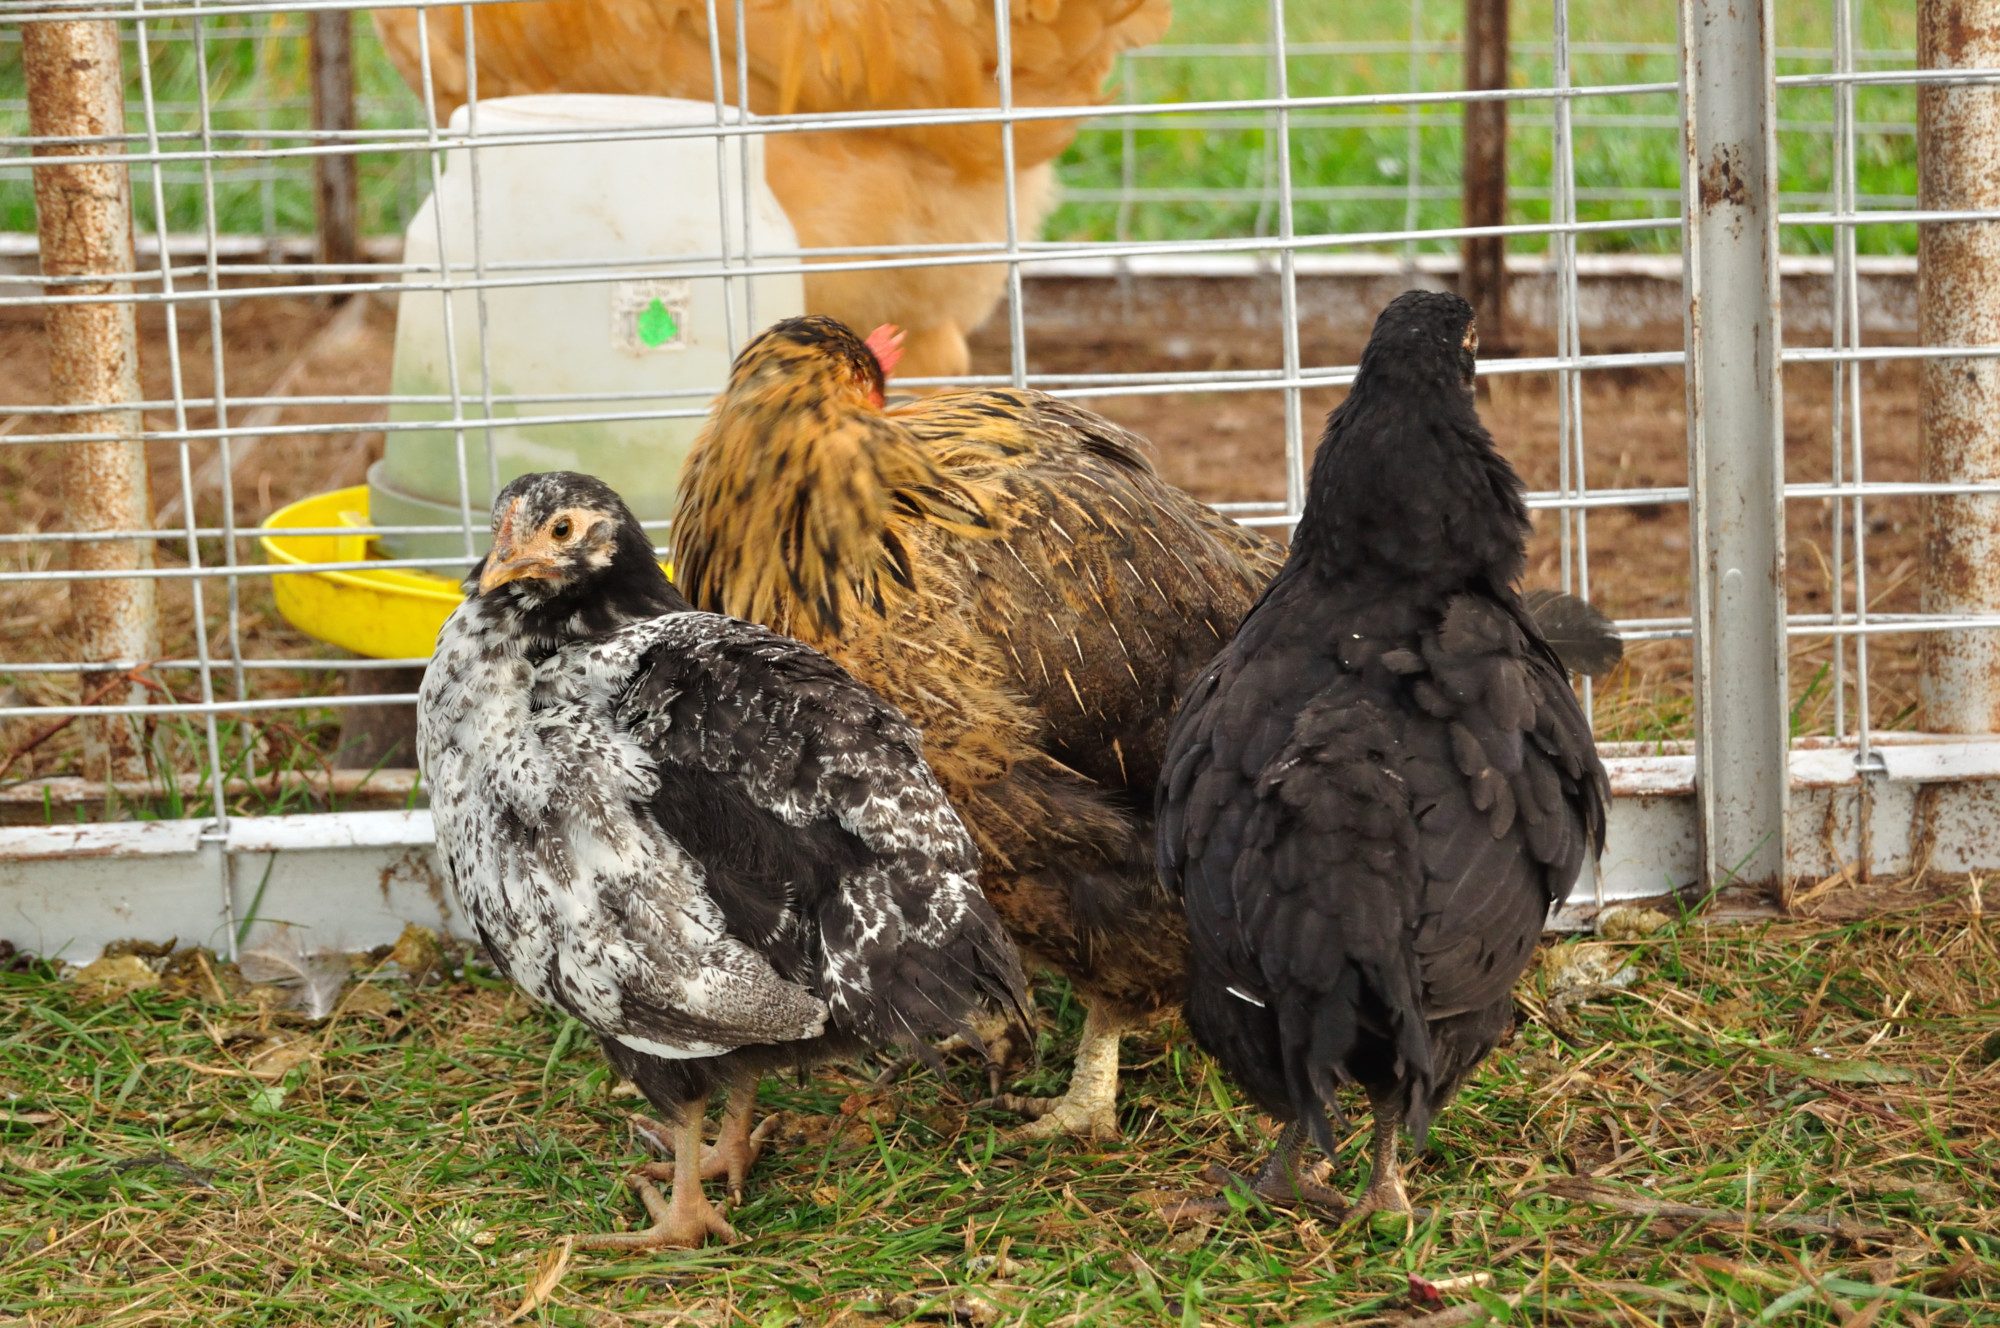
[1156,292,1609,1219]
[416,471,1028,1249]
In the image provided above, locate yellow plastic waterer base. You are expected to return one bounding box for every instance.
[259,486,469,660]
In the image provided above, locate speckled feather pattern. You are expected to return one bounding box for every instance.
[418,484,1026,1113]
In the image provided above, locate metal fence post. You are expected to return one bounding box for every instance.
[310,8,359,281]
[1678,0,1789,893]
[1462,0,1509,350]
[1917,0,2000,734]
[23,18,157,781]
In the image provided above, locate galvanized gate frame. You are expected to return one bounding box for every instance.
[1680,0,1790,895]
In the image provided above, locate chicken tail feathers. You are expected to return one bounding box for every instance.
[951,904,1038,1070]
[879,892,1036,1078]
[1275,992,1350,1156]
[1269,960,1435,1157]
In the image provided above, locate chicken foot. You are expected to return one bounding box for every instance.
[984,1003,1124,1141]
[631,1083,776,1204]
[575,1112,736,1251]
[1152,1121,1349,1226]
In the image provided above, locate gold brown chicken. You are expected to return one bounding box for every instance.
[670,315,1621,1140]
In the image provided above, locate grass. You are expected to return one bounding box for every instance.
[4,895,1996,1326]
[0,0,1921,254]
[1057,0,1919,254]
[3,674,404,824]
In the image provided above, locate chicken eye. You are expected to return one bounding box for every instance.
[551,518,573,541]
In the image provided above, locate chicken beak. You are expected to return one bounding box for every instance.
[477,551,557,594]
[476,502,558,594]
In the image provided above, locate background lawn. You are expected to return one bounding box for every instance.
[2,897,1995,1326]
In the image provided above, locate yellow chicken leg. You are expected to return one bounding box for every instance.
[697,1082,777,1202]
[630,1083,776,1205]
[989,1003,1125,1141]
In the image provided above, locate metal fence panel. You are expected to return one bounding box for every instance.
[0,0,1993,956]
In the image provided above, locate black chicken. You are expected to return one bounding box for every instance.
[417,471,1028,1248]
[1156,291,1609,1218]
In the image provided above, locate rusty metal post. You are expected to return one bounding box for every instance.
[24,19,157,781]
[1918,0,2000,733]
[1678,0,1789,892]
[1461,0,1509,350]
[310,8,358,280]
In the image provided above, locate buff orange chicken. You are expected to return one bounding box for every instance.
[373,0,1172,379]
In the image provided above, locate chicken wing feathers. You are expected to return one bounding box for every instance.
[544,610,1030,1048]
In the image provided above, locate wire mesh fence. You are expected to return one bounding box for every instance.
[0,0,1992,905]
[0,6,1928,252]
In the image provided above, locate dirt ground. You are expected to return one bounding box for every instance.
[0,275,1934,780]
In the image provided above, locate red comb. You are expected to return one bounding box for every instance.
[864,324,906,379]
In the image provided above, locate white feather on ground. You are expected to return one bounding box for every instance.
[238,925,349,1021]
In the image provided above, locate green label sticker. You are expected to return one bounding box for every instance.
[612,280,691,354]
[636,297,679,348]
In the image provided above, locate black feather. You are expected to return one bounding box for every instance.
[1522,588,1624,679]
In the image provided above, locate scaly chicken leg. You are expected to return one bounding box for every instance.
[629,1082,776,1205]
[1355,1099,1416,1220]
[575,1113,736,1250]
[697,1082,776,1201]
[987,1003,1124,1141]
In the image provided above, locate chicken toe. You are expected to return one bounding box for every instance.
[988,1005,1124,1141]
[1152,1122,1349,1226]
[576,1114,736,1251]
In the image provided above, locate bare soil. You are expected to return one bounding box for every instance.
[0,276,1933,782]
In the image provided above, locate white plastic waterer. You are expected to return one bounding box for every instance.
[368,95,803,563]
